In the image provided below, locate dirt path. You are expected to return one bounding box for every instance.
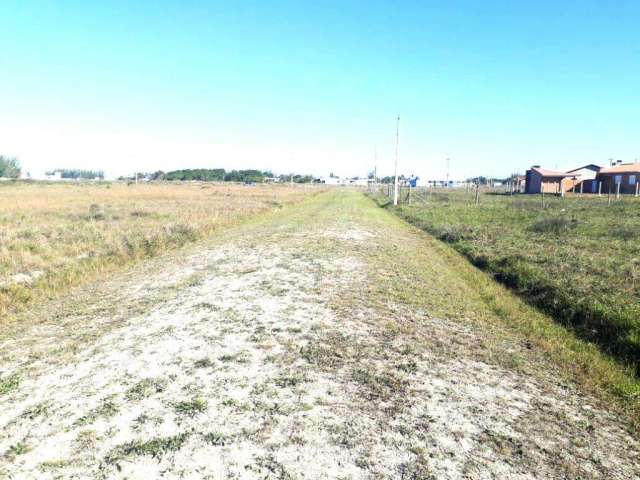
[1,191,638,479]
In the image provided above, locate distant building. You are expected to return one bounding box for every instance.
[567,164,601,179]
[322,176,342,185]
[348,177,368,186]
[523,162,640,195]
[45,171,63,181]
[426,179,459,188]
[566,164,602,193]
[525,166,578,194]
[596,162,640,195]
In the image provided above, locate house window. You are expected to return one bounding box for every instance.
[615,175,622,184]
[629,175,636,185]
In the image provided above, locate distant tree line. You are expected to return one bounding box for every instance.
[0,155,21,178]
[143,169,317,183]
[47,169,105,180]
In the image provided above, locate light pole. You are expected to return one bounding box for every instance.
[393,115,400,206]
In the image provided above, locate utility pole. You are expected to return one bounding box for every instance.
[374,146,377,184]
[446,158,450,188]
[393,115,400,206]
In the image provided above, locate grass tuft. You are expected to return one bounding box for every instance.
[106,433,189,463]
[173,397,207,417]
[0,374,20,395]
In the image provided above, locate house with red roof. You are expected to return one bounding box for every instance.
[596,162,640,195]
[524,166,578,194]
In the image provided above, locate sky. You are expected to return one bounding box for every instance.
[1,1,639,180]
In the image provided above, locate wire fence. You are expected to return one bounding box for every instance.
[368,180,640,210]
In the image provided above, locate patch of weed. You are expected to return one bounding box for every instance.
[107,433,189,463]
[0,374,20,395]
[173,397,207,417]
[203,432,227,446]
[125,378,165,401]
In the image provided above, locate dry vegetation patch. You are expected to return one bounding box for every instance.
[0,181,316,318]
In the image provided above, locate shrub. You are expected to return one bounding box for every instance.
[0,156,21,178]
[529,216,577,235]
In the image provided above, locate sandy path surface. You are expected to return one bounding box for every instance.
[1,192,638,479]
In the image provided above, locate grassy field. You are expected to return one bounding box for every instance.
[0,181,315,319]
[381,188,640,374]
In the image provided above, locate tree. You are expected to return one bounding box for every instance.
[0,156,21,178]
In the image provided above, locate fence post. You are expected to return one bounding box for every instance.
[616,181,621,200]
[408,184,412,205]
[475,183,480,206]
[541,188,545,209]
[598,181,602,197]
[636,181,639,197]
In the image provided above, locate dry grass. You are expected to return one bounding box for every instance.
[0,181,317,319]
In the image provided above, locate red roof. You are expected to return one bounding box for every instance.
[530,167,575,178]
[598,163,640,175]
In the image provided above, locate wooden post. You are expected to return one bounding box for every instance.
[580,182,583,194]
[598,181,602,197]
[408,184,412,205]
[635,180,639,197]
[608,178,612,206]
[541,188,545,209]
[616,181,621,200]
[475,182,480,206]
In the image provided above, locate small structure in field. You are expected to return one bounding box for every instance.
[525,166,577,194]
[596,162,640,195]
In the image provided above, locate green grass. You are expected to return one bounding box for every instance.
[355,189,640,425]
[0,374,20,395]
[381,189,640,372]
[7,442,29,457]
[106,433,190,463]
[173,397,208,417]
[125,378,165,401]
[203,432,227,446]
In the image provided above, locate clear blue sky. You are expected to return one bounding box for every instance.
[1,1,638,179]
